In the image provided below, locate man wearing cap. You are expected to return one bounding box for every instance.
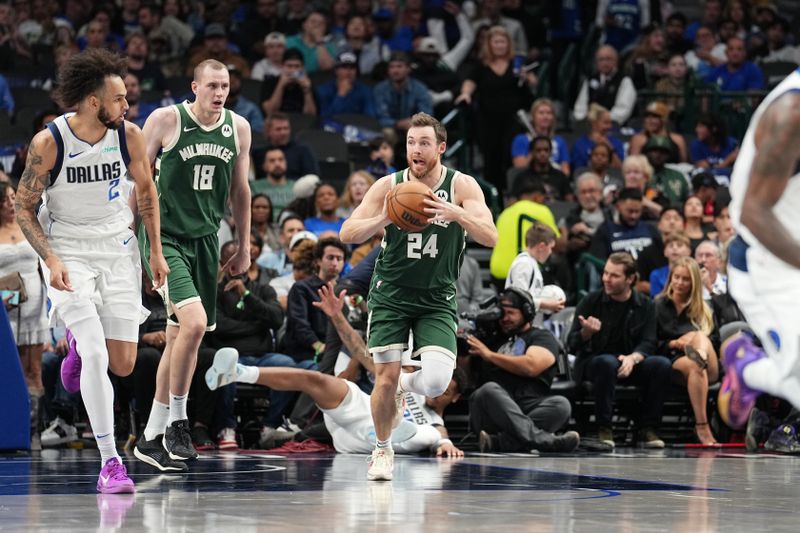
[412,37,462,108]
[252,32,286,81]
[269,229,318,309]
[284,11,336,73]
[643,136,690,207]
[373,52,433,141]
[692,171,719,221]
[259,215,305,274]
[316,51,376,120]
[187,23,250,78]
[629,101,688,163]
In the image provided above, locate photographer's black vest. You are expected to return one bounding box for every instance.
[588,70,625,111]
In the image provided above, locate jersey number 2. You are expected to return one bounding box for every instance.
[407,233,438,259]
[192,164,215,190]
[107,179,120,201]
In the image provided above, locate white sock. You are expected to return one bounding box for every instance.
[237,364,259,384]
[376,437,392,450]
[96,432,119,466]
[143,400,169,441]
[168,392,188,423]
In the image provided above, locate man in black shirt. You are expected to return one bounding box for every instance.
[467,287,580,453]
[567,252,671,450]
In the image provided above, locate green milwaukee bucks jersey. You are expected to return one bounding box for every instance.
[374,167,466,289]
[155,102,239,237]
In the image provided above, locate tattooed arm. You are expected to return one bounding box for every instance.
[125,121,169,289]
[312,283,376,375]
[743,92,800,268]
[14,130,72,291]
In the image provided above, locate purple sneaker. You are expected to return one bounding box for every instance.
[97,457,135,494]
[718,332,766,430]
[60,329,82,394]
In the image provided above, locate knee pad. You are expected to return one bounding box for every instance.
[418,351,455,397]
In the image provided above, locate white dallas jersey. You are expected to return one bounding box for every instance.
[402,392,444,426]
[37,114,133,239]
[729,68,800,249]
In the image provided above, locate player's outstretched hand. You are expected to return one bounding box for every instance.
[45,255,73,292]
[423,190,464,224]
[150,252,170,290]
[436,441,464,458]
[313,282,347,318]
[223,248,250,277]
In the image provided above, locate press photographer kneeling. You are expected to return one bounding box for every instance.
[465,288,580,453]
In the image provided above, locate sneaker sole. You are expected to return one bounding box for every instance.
[163,435,199,461]
[97,482,135,494]
[206,348,240,390]
[133,447,188,472]
[367,471,393,481]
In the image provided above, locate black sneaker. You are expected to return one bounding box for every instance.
[191,425,215,451]
[134,434,189,472]
[745,407,771,452]
[534,431,581,453]
[164,420,199,460]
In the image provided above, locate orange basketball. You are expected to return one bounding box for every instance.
[387,180,432,232]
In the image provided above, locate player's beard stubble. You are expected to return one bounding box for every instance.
[408,155,439,180]
[98,105,124,129]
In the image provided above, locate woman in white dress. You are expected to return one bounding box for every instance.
[0,182,49,395]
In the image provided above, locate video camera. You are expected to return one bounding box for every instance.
[456,295,503,354]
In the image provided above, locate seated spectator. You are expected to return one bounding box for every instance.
[570,104,625,171]
[467,288,579,453]
[251,147,295,215]
[760,18,800,64]
[124,31,167,92]
[259,215,305,275]
[365,136,397,178]
[226,67,265,132]
[372,8,413,53]
[186,23,250,78]
[411,37,462,109]
[304,183,347,237]
[653,54,692,121]
[316,51,377,120]
[712,200,735,246]
[210,240,314,449]
[270,232,319,309]
[654,257,719,445]
[489,180,559,287]
[374,52,433,142]
[284,11,336,73]
[251,32,286,81]
[622,154,662,220]
[694,240,727,300]
[703,36,765,91]
[562,173,611,263]
[691,171,719,223]
[589,187,661,262]
[684,24,727,80]
[664,12,692,56]
[625,24,670,90]
[683,196,715,252]
[567,252,672,450]
[684,0,723,42]
[335,14,390,76]
[282,237,348,363]
[649,232,692,297]
[628,101,688,163]
[636,206,684,295]
[575,143,623,199]
[511,98,571,175]
[573,46,636,125]
[78,13,124,52]
[511,136,571,202]
[138,2,194,76]
[260,113,320,181]
[260,48,318,117]
[251,194,281,256]
[642,136,690,208]
[123,72,158,128]
[505,223,565,316]
[337,170,374,219]
[690,114,739,180]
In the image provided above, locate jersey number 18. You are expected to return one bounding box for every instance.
[192,164,215,191]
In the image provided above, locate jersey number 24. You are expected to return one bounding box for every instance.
[407,233,438,259]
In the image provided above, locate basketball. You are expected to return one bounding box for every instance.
[387,180,432,232]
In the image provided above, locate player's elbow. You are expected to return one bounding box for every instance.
[338,223,357,244]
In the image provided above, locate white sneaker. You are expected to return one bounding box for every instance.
[392,391,406,429]
[258,425,298,449]
[41,417,78,447]
[205,348,240,390]
[367,448,394,481]
[217,428,238,450]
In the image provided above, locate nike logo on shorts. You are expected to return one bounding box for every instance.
[445,293,455,301]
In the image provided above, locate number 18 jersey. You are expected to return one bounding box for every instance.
[374,167,466,290]
[155,101,239,238]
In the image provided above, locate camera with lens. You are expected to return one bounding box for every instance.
[456,296,503,354]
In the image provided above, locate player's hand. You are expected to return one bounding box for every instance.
[55,337,69,356]
[466,335,492,360]
[423,190,464,224]
[223,249,250,277]
[379,190,392,226]
[224,278,248,296]
[313,282,347,318]
[45,255,73,292]
[436,441,464,458]
[699,266,713,291]
[149,252,170,290]
[540,298,566,312]
[578,315,601,336]
[617,354,636,378]
[3,293,14,310]
[142,330,167,348]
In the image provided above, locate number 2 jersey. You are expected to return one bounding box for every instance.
[374,167,466,290]
[155,101,239,238]
[38,114,133,239]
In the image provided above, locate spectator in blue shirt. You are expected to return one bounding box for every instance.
[0,73,14,114]
[373,52,433,138]
[704,37,765,91]
[690,114,739,180]
[316,51,376,120]
[570,104,625,171]
[304,182,346,237]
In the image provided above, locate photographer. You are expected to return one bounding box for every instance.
[466,288,580,453]
[261,47,318,117]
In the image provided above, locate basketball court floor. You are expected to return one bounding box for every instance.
[2,448,799,531]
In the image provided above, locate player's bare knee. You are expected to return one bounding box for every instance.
[179,315,207,339]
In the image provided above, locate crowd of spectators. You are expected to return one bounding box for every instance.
[2,0,799,453]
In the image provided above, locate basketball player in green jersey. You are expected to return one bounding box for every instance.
[134,59,252,471]
[341,112,497,480]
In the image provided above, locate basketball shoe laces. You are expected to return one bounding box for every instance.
[106,460,130,482]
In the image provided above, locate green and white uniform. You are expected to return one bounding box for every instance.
[367,166,466,360]
[140,101,240,330]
